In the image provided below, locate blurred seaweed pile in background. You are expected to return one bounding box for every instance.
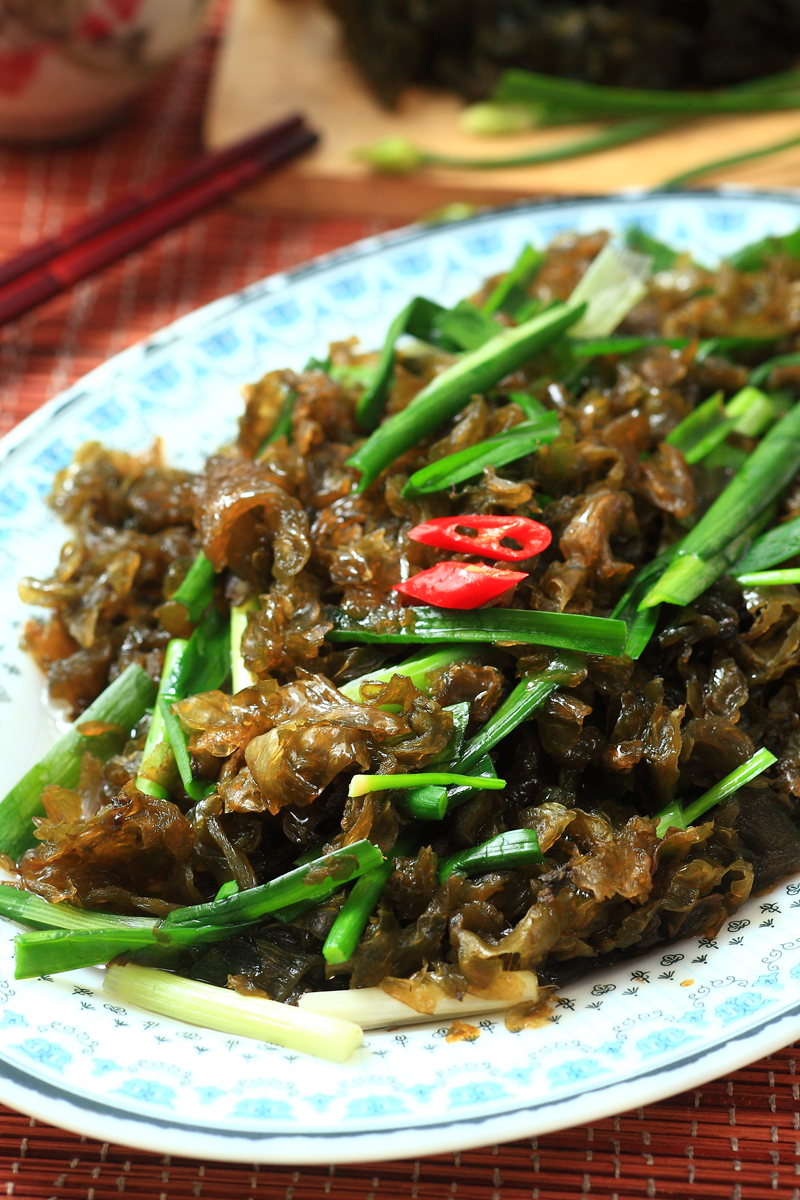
[323,0,800,108]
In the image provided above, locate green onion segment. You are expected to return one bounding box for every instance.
[347,301,586,490]
[104,964,364,1062]
[322,828,419,966]
[135,638,188,800]
[641,401,800,610]
[328,608,627,655]
[403,412,559,496]
[655,747,776,838]
[437,829,543,882]
[348,772,506,797]
[0,664,156,860]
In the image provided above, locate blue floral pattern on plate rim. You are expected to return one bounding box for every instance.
[0,191,799,1164]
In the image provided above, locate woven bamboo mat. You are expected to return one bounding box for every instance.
[0,4,799,1196]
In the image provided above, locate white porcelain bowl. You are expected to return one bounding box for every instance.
[0,0,209,142]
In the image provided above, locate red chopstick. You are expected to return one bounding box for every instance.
[0,116,318,328]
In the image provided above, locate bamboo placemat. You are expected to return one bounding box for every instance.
[0,3,799,1195]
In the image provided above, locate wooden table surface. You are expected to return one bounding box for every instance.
[206,0,800,220]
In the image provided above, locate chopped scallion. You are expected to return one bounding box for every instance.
[733,514,800,574]
[327,608,627,656]
[355,296,444,431]
[641,401,800,610]
[322,828,419,965]
[348,772,505,797]
[437,828,543,882]
[230,599,258,693]
[735,569,800,586]
[135,638,187,800]
[337,645,481,702]
[169,551,216,626]
[104,965,364,1062]
[655,747,776,838]
[347,301,585,491]
[0,664,156,860]
[402,412,559,497]
[298,971,539,1029]
[482,243,544,317]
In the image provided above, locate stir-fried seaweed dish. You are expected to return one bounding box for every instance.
[6,224,800,1055]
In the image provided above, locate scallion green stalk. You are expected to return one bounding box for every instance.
[436,300,502,351]
[158,605,232,802]
[13,917,257,979]
[642,510,774,612]
[665,390,728,463]
[230,599,258,693]
[327,608,627,656]
[158,700,212,804]
[736,569,800,586]
[570,334,774,361]
[402,413,559,497]
[655,747,776,838]
[391,705,470,819]
[104,964,364,1062]
[623,228,679,272]
[733,514,800,574]
[171,604,231,697]
[162,839,384,930]
[611,548,677,660]
[665,386,776,465]
[749,351,800,388]
[135,638,188,800]
[508,392,548,420]
[457,653,583,773]
[442,754,498,812]
[641,402,800,610]
[337,645,482,702]
[348,772,505,797]
[347,301,584,490]
[437,828,543,882]
[358,119,671,175]
[169,551,216,625]
[482,243,544,317]
[322,828,419,966]
[13,841,385,977]
[0,663,156,860]
[0,885,154,932]
[571,334,688,357]
[664,131,800,189]
[355,296,444,431]
[258,386,296,451]
[726,386,778,438]
[494,68,800,117]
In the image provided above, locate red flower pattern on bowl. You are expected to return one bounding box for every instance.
[0,0,207,141]
[0,47,45,97]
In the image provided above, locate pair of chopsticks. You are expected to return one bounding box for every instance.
[0,114,318,328]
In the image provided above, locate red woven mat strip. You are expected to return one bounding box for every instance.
[0,1,388,436]
[0,1048,800,1199]
[0,4,799,1198]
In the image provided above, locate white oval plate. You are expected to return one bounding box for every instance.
[0,191,799,1164]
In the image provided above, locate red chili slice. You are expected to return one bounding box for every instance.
[393,562,527,609]
[408,514,552,561]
